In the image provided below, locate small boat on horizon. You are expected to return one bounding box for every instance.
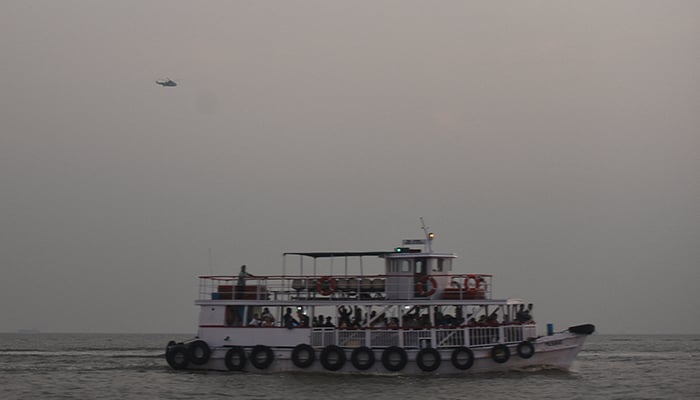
[16,329,41,334]
[165,222,594,375]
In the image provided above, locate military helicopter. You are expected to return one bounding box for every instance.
[155,78,177,87]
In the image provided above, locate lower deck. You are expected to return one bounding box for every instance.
[198,324,538,350]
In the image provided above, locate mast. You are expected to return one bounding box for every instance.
[420,217,435,253]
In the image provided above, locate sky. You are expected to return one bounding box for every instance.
[1,1,698,334]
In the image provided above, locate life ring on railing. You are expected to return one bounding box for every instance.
[381,346,407,372]
[224,346,247,371]
[516,341,535,359]
[416,275,437,297]
[451,346,474,370]
[491,344,510,364]
[166,344,190,370]
[350,346,375,370]
[316,276,337,296]
[250,345,274,369]
[477,277,487,298]
[188,340,211,365]
[465,274,487,299]
[464,274,481,290]
[291,344,315,368]
[320,345,346,371]
[416,348,441,372]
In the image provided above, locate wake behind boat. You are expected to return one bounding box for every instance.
[165,222,594,374]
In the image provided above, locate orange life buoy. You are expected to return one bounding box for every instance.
[477,276,487,298]
[316,276,337,296]
[465,275,481,299]
[464,274,481,290]
[416,275,437,297]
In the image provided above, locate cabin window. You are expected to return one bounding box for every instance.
[434,259,443,272]
[389,260,397,273]
[415,258,428,275]
[435,259,452,272]
[388,259,413,273]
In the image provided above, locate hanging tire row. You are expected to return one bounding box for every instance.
[166,341,535,372]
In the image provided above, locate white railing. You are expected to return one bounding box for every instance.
[337,330,367,347]
[467,327,501,346]
[310,324,534,349]
[403,330,432,348]
[436,329,466,347]
[369,330,401,347]
[310,328,336,347]
[197,274,493,302]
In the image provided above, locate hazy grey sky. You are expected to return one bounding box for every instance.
[1,1,698,334]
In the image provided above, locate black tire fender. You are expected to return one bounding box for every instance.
[250,345,274,369]
[166,344,190,370]
[381,346,407,372]
[224,346,247,371]
[491,344,510,364]
[416,347,441,372]
[350,346,375,370]
[320,345,346,371]
[451,346,474,370]
[516,341,535,359]
[291,344,315,369]
[188,340,211,365]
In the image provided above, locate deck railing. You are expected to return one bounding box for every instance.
[198,274,492,302]
[309,324,535,349]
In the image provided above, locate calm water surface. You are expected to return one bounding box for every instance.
[1,333,698,399]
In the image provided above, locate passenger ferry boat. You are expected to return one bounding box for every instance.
[165,223,594,374]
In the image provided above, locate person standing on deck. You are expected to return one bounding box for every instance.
[236,265,252,299]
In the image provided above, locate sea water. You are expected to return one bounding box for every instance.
[1,333,698,399]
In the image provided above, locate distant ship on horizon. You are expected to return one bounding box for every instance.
[16,329,41,334]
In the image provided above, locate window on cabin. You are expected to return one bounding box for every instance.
[415,258,427,275]
[389,259,413,273]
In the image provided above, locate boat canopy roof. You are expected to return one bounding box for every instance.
[283,251,392,258]
[283,251,457,259]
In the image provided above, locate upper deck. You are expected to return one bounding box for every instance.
[197,249,501,305]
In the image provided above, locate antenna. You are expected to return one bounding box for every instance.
[419,217,434,253]
[208,248,213,275]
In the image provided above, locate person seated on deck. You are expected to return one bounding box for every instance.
[283,307,298,329]
[486,312,500,327]
[297,310,310,328]
[261,307,275,326]
[388,317,399,329]
[516,305,533,323]
[419,314,431,328]
[369,311,387,328]
[324,316,335,328]
[248,313,262,327]
[367,310,378,327]
[314,315,324,327]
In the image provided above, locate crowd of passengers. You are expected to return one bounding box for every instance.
[242,304,534,329]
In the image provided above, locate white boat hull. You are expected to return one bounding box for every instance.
[168,329,589,375]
